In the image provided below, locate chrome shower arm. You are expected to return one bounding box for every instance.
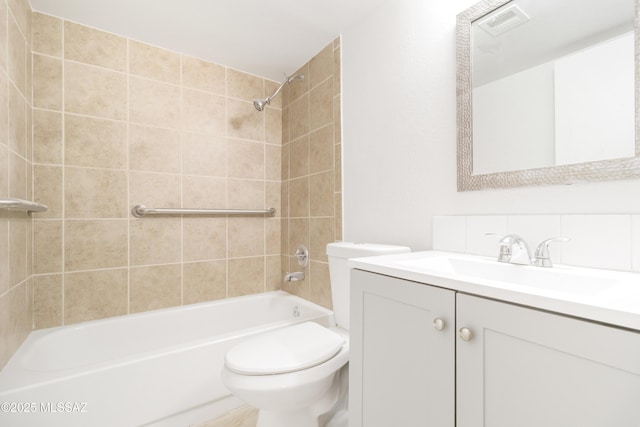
[270,73,303,101]
[266,78,288,103]
[253,73,304,111]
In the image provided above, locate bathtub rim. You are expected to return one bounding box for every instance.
[0,291,335,396]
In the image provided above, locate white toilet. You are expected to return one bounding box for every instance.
[221,242,410,427]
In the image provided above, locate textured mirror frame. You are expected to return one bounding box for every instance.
[456,0,640,191]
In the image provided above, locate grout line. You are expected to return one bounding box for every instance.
[179,52,184,306]
[125,38,131,315]
[6,3,27,45]
[28,12,35,330]
[60,18,66,326]
[557,215,564,264]
[262,76,268,293]
[629,215,635,271]
[224,66,230,299]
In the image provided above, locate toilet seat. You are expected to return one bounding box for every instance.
[225,322,345,375]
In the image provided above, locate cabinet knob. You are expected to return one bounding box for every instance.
[458,327,473,341]
[433,318,445,331]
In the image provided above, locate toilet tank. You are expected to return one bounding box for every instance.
[326,242,411,330]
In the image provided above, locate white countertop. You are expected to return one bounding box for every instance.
[348,250,640,331]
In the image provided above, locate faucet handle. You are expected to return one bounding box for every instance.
[498,234,531,265]
[484,233,510,263]
[532,237,570,268]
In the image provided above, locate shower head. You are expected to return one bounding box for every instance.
[253,98,269,111]
[253,73,304,111]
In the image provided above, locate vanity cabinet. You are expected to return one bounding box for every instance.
[456,293,640,427]
[350,269,640,427]
[350,269,456,427]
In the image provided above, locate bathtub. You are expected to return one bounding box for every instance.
[0,291,334,427]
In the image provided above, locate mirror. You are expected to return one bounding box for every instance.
[456,0,640,191]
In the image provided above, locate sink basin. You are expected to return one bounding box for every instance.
[396,255,617,295]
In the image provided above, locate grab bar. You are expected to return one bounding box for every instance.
[132,205,276,218]
[0,198,48,215]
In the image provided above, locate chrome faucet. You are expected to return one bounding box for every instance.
[283,244,309,282]
[532,237,570,267]
[284,271,305,282]
[486,233,570,267]
[496,234,532,265]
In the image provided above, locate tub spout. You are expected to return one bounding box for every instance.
[284,271,305,282]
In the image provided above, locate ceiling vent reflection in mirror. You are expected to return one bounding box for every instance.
[478,4,530,36]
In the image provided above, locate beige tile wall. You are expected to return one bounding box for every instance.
[281,39,343,309]
[0,4,342,371]
[0,0,33,369]
[30,13,286,330]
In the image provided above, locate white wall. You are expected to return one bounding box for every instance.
[341,0,640,251]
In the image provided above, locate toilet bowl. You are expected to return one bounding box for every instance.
[222,323,349,427]
[221,242,411,427]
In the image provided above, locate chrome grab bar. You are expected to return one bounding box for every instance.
[131,205,276,218]
[0,198,48,214]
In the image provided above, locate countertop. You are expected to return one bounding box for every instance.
[348,250,640,331]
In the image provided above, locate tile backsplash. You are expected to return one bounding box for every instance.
[434,215,640,272]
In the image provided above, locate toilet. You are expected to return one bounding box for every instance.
[221,242,410,427]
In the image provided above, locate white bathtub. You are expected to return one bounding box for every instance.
[0,291,334,427]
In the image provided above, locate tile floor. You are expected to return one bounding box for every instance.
[197,405,258,427]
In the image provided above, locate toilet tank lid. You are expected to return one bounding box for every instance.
[224,322,345,375]
[326,242,411,258]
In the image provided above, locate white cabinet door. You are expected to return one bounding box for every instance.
[350,270,455,427]
[457,293,640,427]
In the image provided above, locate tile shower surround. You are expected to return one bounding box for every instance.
[1,0,33,371]
[280,38,343,309]
[1,0,342,369]
[30,16,284,329]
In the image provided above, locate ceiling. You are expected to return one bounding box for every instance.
[29,0,388,81]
